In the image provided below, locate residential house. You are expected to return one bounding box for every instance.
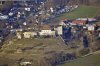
[0,1,7,5]
[39,25,56,36]
[16,29,23,39]
[96,22,100,27]
[25,7,31,11]
[0,36,3,43]
[76,18,96,22]
[16,32,22,39]
[16,29,23,32]
[95,22,100,38]
[23,32,37,38]
[98,33,100,38]
[0,1,4,5]
[59,20,67,26]
[87,24,95,31]
[71,26,77,33]
[55,26,63,35]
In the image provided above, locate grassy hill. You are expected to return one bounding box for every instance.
[0,37,68,66]
[50,6,100,24]
[58,52,100,66]
[59,6,100,19]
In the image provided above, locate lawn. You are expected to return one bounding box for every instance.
[50,6,100,24]
[59,6,100,20]
[58,53,100,66]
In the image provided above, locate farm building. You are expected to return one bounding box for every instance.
[23,32,37,38]
[39,25,56,36]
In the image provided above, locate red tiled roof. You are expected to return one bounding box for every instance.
[41,25,51,30]
[96,22,100,26]
[73,20,86,25]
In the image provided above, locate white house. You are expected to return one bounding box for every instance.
[23,22,27,26]
[0,1,3,5]
[76,18,96,22]
[87,24,95,31]
[25,7,30,11]
[9,12,14,16]
[39,25,56,36]
[0,13,8,20]
[98,33,100,38]
[50,7,54,13]
[16,29,23,32]
[56,26,63,35]
[16,32,22,39]
[23,32,37,38]
[16,29,23,39]
[39,30,55,36]
[20,62,32,66]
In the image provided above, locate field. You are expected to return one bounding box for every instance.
[2,37,65,51]
[50,5,100,24]
[58,51,100,66]
[59,6,100,19]
[0,37,68,66]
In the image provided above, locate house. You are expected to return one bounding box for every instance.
[25,7,30,11]
[87,24,95,31]
[16,32,22,39]
[39,30,55,36]
[0,1,5,5]
[0,36,3,43]
[20,61,32,66]
[76,18,96,22]
[39,25,56,36]
[71,26,77,33]
[55,26,63,35]
[50,7,54,13]
[59,20,67,26]
[0,13,8,20]
[23,32,37,38]
[16,29,23,32]
[98,33,100,38]
[12,29,23,39]
[73,20,86,25]
[10,28,23,32]
[96,22,100,26]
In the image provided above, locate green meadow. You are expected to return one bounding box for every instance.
[58,52,100,66]
[59,6,100,20]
